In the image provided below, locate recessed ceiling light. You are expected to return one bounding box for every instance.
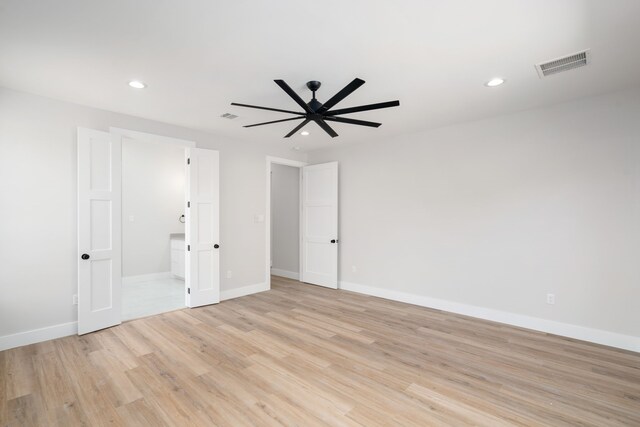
[300,131,310,136]
[128,80,146,89]
[485,78,505,87]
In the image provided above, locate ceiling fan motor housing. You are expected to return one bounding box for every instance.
[308,98,322,112]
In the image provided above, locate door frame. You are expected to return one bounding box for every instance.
[265,156,307,290]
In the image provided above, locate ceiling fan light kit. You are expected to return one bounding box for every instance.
[231,78,400,138]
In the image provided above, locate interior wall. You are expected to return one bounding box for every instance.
[0,86,306,340]
[270,164,300,276]
[307,88,640,340]
[122,138,185,277]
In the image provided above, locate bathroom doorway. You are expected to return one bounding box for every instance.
[77,127,220,334]
[121,135,186,320]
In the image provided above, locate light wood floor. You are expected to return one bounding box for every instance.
[2,276,639,426]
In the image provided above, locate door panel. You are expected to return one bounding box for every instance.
[301,162,338,288]
[77,128,122,335]
[90,259,112,311]
[186,148,220,307]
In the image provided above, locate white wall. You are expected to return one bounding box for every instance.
[0,87,305,343]
[2,85,638,351]
[122,138,185,277]
[308,88,640,346]
[270,164,300,276]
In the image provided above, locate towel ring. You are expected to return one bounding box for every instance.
[178,214,185,223]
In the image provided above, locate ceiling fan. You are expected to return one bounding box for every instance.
[230,78,400,138]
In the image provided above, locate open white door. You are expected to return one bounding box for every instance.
[77,128,122,335]
[185,148,220,307]
[301,162,338,288]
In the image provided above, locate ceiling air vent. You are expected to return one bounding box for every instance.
[535,49,591,78]
[220,113,238,119]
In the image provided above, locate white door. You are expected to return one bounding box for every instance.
[77,128,122,334]
[185,148,220,307]
[301,162,339,288]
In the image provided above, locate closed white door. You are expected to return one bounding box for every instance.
[185,148,220,307]
[77,128,122,335]
[301,162,339,288]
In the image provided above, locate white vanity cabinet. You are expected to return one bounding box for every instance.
[170,233,185,279]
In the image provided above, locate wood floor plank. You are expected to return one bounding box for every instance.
[4,347,37,401]
[2,275,639,426]
[32,350,88,426]
[5,393,46,427]
[54,337,123,426]
[115,398,173,427]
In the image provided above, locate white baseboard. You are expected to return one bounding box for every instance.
[0,321,78,352]
[339,281,640,353]
[122,271,172,285]
[10,281,634,354]
[221,282,269,301]
[270,268,299,280]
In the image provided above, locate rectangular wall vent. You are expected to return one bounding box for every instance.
[535,49,591,78]
[220,113,238,119]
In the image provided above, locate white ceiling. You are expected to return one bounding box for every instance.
[1,0,639,152]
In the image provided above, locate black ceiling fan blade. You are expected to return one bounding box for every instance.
[244,116,305,128]
[324,100,400,116]
[323,116,381,128]
[274,80,313,113]
[318,78,365,113]
[314,119,339,138]
[230,102,305,115]
[284,118,311,138]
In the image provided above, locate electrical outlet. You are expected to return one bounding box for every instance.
[351,265,358,273]
[129,215,135,222]
[226,270,233,279]
[73,294,78,305]
[546,293,555,305]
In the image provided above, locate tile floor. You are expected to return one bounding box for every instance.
[122,276,185,320]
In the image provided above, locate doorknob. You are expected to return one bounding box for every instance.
[81,253,90,260]
[330,239,338,244]
[214,244,220,249]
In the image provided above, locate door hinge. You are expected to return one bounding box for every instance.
[187,245,190,251]
[187,201,190,208]
[187,158,190,165]
[187,288,191,294]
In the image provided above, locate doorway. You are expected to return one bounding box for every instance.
[265,157,339,290]
[270,163,301,280]
[121,136,186,320]
[266,157,305,288]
